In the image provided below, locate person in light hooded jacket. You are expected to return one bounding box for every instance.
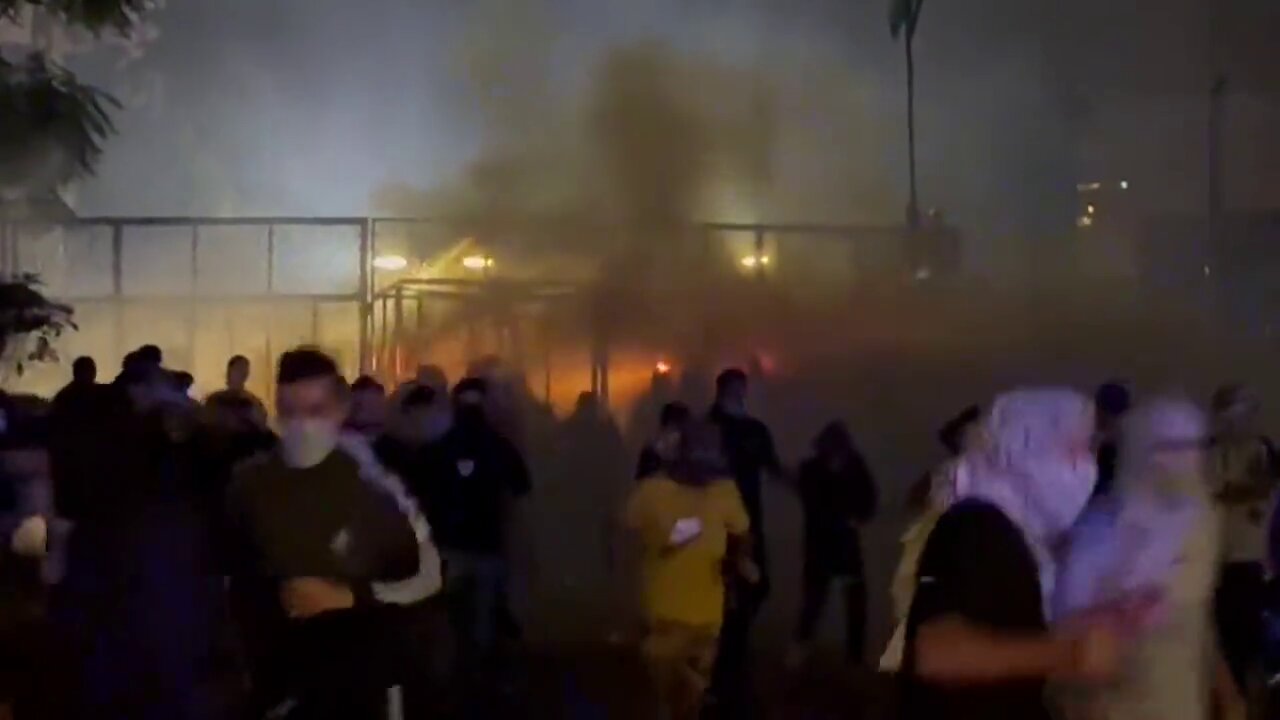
[1056,398,1244,720]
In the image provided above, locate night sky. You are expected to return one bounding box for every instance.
[69,0,1279,237]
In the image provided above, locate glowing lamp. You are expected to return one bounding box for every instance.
[372,254,408,271]
[463,255,495,270]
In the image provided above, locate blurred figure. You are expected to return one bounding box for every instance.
[136,344,163,369]
[788,421,877,669]
[172,371,195,397]
[899,389,1138,720]
[1056,398,1243,720]
[53,356,96,403]
[636,402,691,481]
[622,420,753,720]
[424,377,531,681]
[374,385,439,492]
[205,354,267,428]
[387,365,452,449]
[905,405,982,514]
[0,413,61,720]
[70,355,96,385]
[53,365,219,720]
[336,390,444,720]
[706,367,783,715]
[627,365,677,453]
[346,375,388,441]
[1092,380,1132,499]
[883,405,983,672]
[225,348,422,719]
[1209,385,1279,701]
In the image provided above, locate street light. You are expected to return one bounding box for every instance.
[372,254,408,271]
[462,255,495,271]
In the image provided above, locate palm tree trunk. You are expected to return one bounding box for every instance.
[905,31,920,231]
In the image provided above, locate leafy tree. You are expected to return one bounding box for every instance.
[1,0,149,195]
[1,1,149,378]
[0,273,73,378]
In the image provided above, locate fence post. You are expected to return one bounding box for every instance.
[359,218,372,373]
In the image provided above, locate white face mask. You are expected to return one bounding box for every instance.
[280,418,339,468]
[1030,456,1098,539]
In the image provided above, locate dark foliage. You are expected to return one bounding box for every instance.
[0,0,146,187]
[0,53,120,184]
[0,0,149,35]
[0,274,75,376]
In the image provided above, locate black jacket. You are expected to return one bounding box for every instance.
[797,454,877,575]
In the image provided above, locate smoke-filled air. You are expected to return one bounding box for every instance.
[3,0,1280,716]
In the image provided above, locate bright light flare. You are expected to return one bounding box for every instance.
[739,255,771,269]
[372,254,408,271]
[462,255,495,270]
[655,360,672,375]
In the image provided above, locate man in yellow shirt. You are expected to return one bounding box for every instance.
[623,421,755,720]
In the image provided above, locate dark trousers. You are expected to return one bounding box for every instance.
[708,558,769,718]
[252,609,400,720]
[794,565,867,663]
[1216,561,1266,693]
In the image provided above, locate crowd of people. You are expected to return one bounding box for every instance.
[0,345,1276,720]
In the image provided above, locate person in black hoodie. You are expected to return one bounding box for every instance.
[424,378,531,680]
[706,368,783,715]
[788,421,878,668]
[225,348,421,719]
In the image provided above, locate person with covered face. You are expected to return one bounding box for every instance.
[1208,385,1279,701]
[899,389,1147,720]
[224,348,423,719]
[1055,398,1245,720]
[622,420,754,720]
[423,377,531,679]
[787,421,877,669]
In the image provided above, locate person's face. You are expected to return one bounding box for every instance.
[276,376,346,427]
[227,361,250,391]
[454,390,486,420]
[349,388,386,427]
[717,381,748,415]
[654,426,682,461]
[958,421,983,455]
[1149,441,1205,479]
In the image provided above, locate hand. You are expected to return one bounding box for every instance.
[1062,587,1164,638]
[280,577,354,619]
[737,558,762,585]
[10,516,48,558]
[1060,622,1123,683]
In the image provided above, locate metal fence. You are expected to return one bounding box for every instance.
[0,214,923,404]
[1,216,370,402]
